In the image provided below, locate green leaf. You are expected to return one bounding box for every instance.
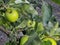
[3,0,10,4]
[29,40,40,45]
[48,21,53,29]
[52,0,60,4]
[22,4,38,16]
[36,22,44,33]
[42,1,52,26]
[15,0,29,4]
[54,28,60,35]
[16,20,27,28]
[0,0,2,1]
[50,22,59,36]
[25,32,40,45]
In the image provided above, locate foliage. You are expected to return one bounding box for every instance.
[0,0,60,45]
[52,0,60,4]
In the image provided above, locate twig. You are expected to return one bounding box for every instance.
[0,26,23,37]
[0,26,10,36]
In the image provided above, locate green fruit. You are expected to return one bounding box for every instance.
[43,37,57,45]
[6,8,19,22]
[20,35,29,45]
[27,20,36,28]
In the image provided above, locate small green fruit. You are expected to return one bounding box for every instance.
[27,20,36,28]
[20,35,29,45]
[6,8,19,22]
[43,37,57,45]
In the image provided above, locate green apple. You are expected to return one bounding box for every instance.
[20,35,29,45]
[27,20,36,28]
[6,8,19,22]
[43,37,57,45]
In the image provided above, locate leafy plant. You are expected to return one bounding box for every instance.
[0,0,60,45]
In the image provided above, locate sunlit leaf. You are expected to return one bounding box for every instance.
[15,0,29,4]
